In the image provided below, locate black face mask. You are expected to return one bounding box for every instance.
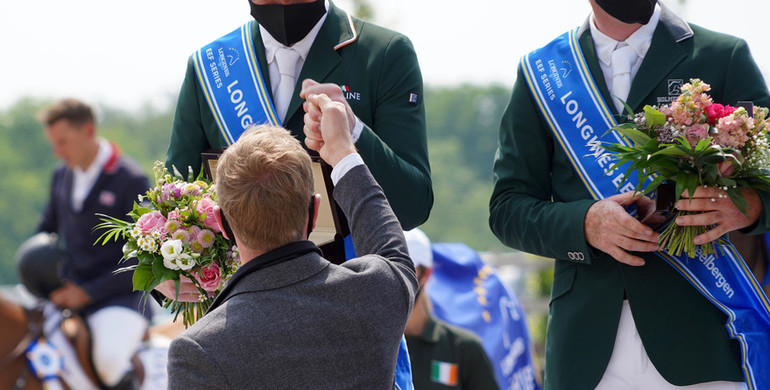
[595,0,657,25]
[250,0,326,47]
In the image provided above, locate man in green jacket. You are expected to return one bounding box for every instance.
[163,2,430,388]
[489,0,769,389]
[165,0,432,234]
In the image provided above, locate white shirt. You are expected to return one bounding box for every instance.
[260,10,327,96]
[259,1,364,142]
[71,138,112,211]
[331,153,364,185]
[590,5,661,97]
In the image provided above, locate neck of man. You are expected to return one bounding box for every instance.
[235,239,265,265]
[591,3,644,42]
[76,140,101,171]
[404,291,431,337]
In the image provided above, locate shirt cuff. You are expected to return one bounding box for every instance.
[351,117,364,143]
[331,153,365,186]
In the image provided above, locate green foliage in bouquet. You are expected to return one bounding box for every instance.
[603,79,770,257]
[96,161,240,327]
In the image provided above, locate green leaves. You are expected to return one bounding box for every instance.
[643,105,667,127]
[132,264,155,292]
[617,126,653,147]
[152,258,178,286]
[93,213,131,245]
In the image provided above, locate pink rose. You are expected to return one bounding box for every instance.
[195,263,222,292]
[705,103,724,126]
[717,151,742,178]
[136,210,167,235]
[195,195,221,233]
[705,104,737,126]
[717,160,736,177]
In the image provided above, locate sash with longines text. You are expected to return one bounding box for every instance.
[193,20,281,146]
[522,27,770,389]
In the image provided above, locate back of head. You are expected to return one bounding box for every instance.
[38,98,94,127]
[215,125,314,251]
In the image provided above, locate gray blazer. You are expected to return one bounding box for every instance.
[167,164,417,389]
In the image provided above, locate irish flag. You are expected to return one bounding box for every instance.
[431,361,458,386]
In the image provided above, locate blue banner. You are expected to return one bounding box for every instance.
[429,243,540,390]
[193,21,281,146]
[523,27,770,389]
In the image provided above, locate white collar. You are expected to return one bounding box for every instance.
[261,1,329,65]
[590,4,661,66]
[71,138,112,210]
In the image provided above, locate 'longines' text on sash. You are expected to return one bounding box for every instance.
[523,29,770,388]
[226,80,254,130]
[194,21,280,145]
[534,58,632,193]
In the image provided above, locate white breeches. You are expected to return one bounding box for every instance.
[595,301,746,390]
[86,306,148,386]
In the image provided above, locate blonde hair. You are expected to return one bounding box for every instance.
[215,125,313,251]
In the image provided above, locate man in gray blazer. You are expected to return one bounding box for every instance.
[166,93,417,389]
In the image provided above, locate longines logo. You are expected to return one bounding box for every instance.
[226,48,240,67]
[339,85,361,101]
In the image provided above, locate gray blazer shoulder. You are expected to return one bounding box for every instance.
[167,163,417,389]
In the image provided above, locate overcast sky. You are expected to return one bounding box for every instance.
[1,0,768,111]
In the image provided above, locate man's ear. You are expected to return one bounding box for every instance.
[82,121,96,138]
[214,206,229,240]
[416,266,433,289]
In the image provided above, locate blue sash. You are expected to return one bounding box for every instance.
[193,21,281,146]
[523,28,770,389]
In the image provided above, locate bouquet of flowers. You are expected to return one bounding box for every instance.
[96,161,240,327]
[603,79,770,257]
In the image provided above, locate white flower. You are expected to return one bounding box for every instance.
[137,235,158,253]
[160,239,184,261]
[163,256,180,271]
[174,253,196,271]
[130,227,143,238]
